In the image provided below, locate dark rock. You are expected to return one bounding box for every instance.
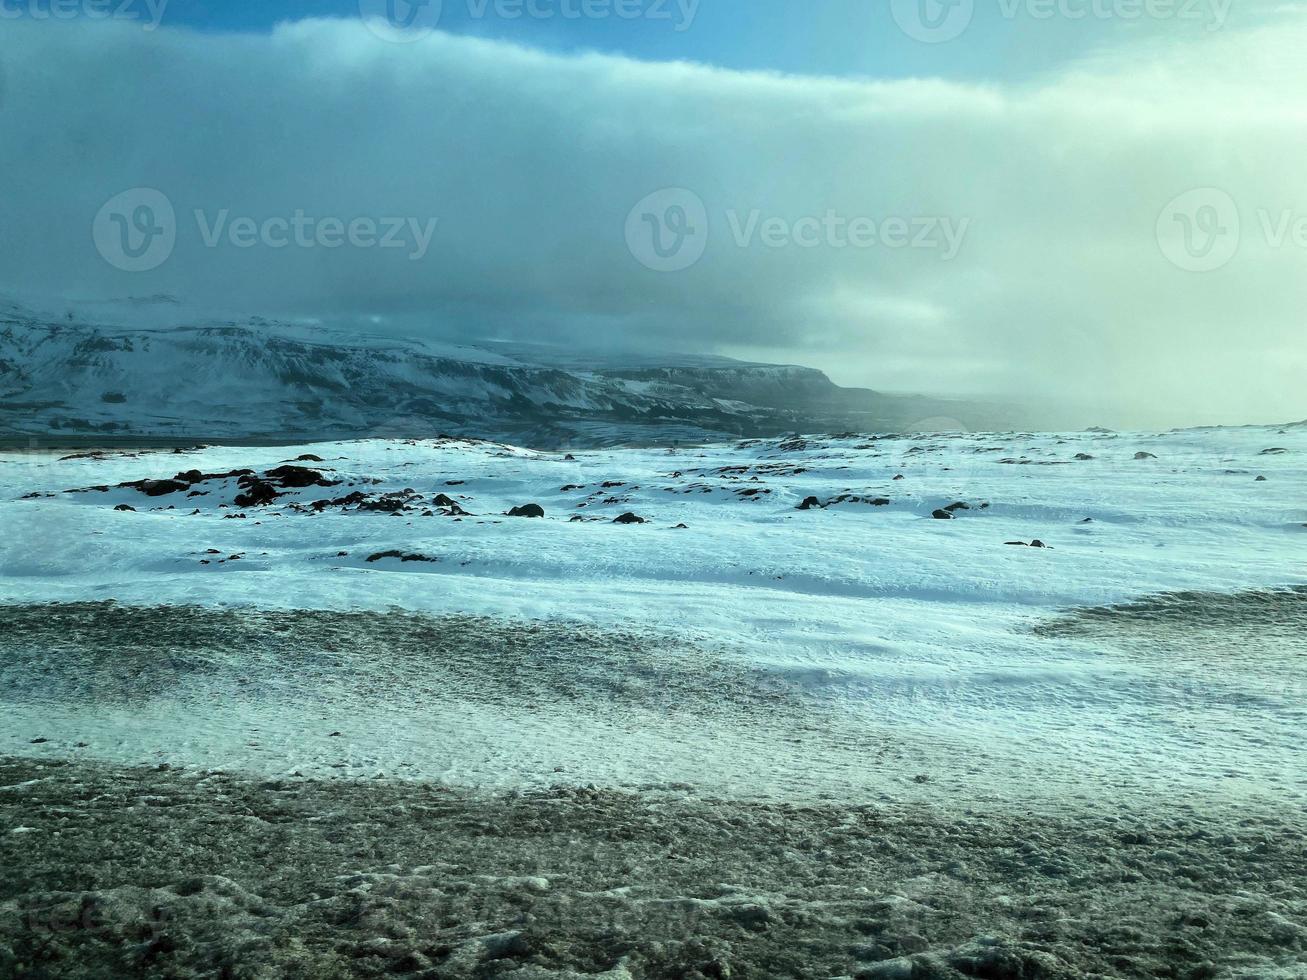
[613,512,647,524]
[432,493,460,508]
[892,474,905,480]
[366,551,439,563]
[1030,539,1047,548]
[944,501,970,512]
[673,523,689,529]
[355,492,418,514]
[294,454,325,462]
[1074,453,1095,460]
[234,481,281,508]
[264,464,332,488]
[797,496,824,510]
[1255,475,1268,482]
[931,509,954,520]
[114,504,136,512]
[134,479,190,497]
[310,491,369,511]
[507,504,545,518]
[1134,452,1157,460]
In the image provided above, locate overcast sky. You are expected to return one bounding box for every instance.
[2,3,1306,426]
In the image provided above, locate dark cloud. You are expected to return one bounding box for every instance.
[1,17,1305,426]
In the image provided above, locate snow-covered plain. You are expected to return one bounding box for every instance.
[2,425,1304,816]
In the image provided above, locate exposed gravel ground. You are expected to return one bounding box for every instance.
[2,758,1305,979]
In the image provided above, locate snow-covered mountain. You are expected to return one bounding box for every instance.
[0,299,1013,446]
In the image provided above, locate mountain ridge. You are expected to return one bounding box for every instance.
[0,300,1016,447]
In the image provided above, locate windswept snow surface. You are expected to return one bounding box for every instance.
[1,425,1305,815]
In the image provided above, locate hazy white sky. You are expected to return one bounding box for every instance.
[1,8,1306,426]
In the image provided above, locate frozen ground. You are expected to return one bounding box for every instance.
[2,426,1304,810]
[3,758,1306,980]
[1,425,1305,976]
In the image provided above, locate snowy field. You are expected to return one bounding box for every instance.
[3,424,1307,978]
[2,425,1304,814]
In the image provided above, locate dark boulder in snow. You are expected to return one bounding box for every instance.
[234,481,281,508]
[613,512,647,524]
[113,504,135,512]
[507,504,545,518]
[1134,452,1157,460]
[931,509,954,520]
[355,491,423,513]
[264,465,332,488]
[366,551,439,563]
[797,496,824,510]
[125,479,190,497]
